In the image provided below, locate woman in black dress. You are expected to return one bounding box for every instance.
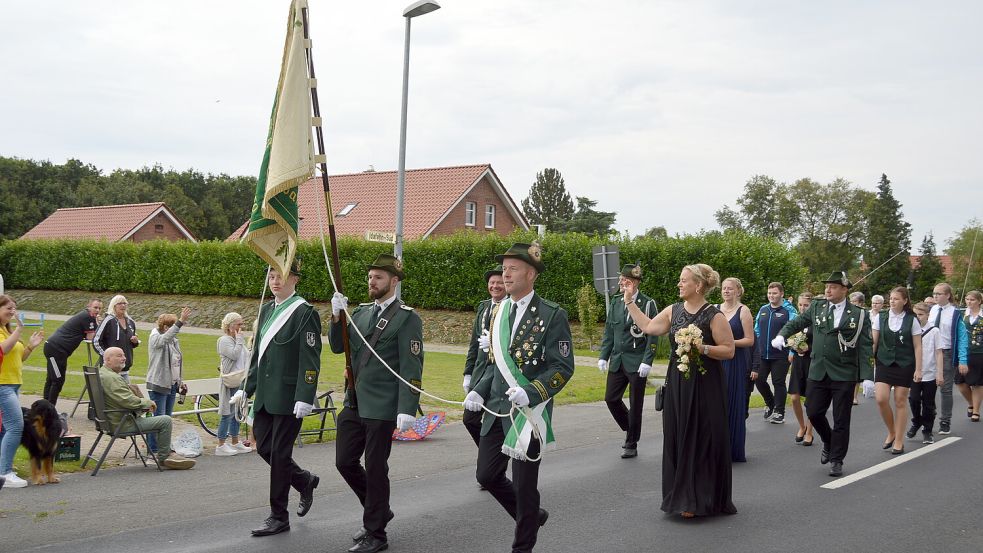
[788,292,815,446]
[624,263,736,518]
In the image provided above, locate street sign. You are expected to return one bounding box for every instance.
[592,245,621,314]
[365,230,396,244]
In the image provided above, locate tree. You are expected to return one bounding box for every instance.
[644,226,668,239]
[911,233,945,300]
[554,196,616,235]
[860,174,912,296]
[946,219,983,296]
[713,175,797,242]
[521,168,574,231]
[576,282,603,350]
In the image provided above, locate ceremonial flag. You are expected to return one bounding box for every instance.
[244,0,314,276]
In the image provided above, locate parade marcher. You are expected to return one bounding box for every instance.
[958,290,983,421]
[788,292,815,446]
[463,265,506,447]
[908,302,944,444]
[598,263,658,459]
[329,254,423,553]
[718,277,754,462]
[42,298,102,406]
[775,271,874,477]
[927,282,970,434]
[231,260,321,537]
[753,282,797,423]
[871,287,922,454]
[463,242,575,552]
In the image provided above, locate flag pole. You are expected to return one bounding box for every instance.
[300,6,356,406]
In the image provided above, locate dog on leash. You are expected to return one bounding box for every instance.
[21,399,63,485]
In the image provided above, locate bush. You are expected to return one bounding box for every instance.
[0,230,806,318]
[576,282,603,350]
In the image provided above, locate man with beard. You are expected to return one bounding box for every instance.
[330,254,424,553]
[463,264,506,446]
[231,260,321,537]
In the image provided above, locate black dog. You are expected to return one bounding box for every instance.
[21,399,62,485]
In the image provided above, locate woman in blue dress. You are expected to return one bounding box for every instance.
[718,277,755,462]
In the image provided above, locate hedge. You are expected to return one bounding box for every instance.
[0,230,806,318]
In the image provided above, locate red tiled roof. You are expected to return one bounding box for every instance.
[229,163,527,240]
[910,255,955,277]
[20,202,195,241]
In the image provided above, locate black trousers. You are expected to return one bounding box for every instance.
[604,368,646,447]
[335,407,397,540]
[463,408,483,446]
[476,420,542,553]
[253,408,311,522]
[909,380,939,433]
[806,376,856,463]
[755,357,790,413]
[43,344,70,406]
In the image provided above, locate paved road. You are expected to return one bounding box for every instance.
[4,399,983,552]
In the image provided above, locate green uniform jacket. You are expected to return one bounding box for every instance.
[463,298,499,390]
[779,299,873,382]
[244,299,322,415]
[329,301,423,421]
[99,366,152,429]
[599,292,658,372]
[471,293,575,437]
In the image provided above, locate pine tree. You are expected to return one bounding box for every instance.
[862,174,912,296]
[521,168,574,231]
[554,196,617,235]
[911,233,945,301]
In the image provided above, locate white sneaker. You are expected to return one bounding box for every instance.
[232,442,253,453]
[1,472,28,488]
[215,443,238,456]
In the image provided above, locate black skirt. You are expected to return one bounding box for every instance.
[964,356,983,386]
[875,361,915,388]
[789,354,810,395]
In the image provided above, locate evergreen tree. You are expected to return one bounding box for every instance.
[861,174,912,296]
[521,168,574,231]
[554,196,616,235]
[911,233,945,300]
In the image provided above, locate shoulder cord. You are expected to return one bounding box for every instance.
[838,308,865,352]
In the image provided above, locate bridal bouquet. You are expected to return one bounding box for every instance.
[786,332,809,355]
[674,324,705,379]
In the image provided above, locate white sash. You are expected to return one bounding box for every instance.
[256,296,306,363]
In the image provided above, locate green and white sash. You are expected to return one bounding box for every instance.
[491,297,556,460]
[256,293,305,363]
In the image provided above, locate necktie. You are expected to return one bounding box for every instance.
[486,302,499,331]
[372,304,382,320]
[934,307,942,329]
[828,304,836,328]
[509,302,518,332]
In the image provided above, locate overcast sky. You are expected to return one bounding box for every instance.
[2,1,980,248]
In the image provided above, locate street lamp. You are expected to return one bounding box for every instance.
[394,0,440,297]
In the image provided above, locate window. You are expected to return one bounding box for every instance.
[484,204,496,229]
[464,201,476,226]
[154,224,164,233]
[338,203,357,217]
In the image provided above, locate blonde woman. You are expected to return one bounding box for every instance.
[717,277,754,462]
[625,264,736,518]
[958,291,983,421]
[216,312,251,455]
[872,287,922,454]
[93,294,140,382]
[146,307,191,454]
[788,293,815,446]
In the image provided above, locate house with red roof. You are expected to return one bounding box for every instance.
[227,163,529,241]
[20,202,197,242]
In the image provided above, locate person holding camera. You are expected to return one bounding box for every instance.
[215,311,252,456]
[145,307,191,455]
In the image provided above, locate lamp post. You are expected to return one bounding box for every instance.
[394,0,440,297]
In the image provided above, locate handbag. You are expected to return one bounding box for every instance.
[654,384,665,412]
[221,369,247,388]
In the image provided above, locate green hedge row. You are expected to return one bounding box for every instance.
[0,230,806,317]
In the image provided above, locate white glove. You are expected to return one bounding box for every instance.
[477,330,490,352]
[638,363,652,378]
[463,391,484,412]
[771,335,786,349]
[230,390,246,405]
[331,292,348,316]
[506,386,530,407]
[293,401,313,418]
[862,379,875,398]
[396,413,415,432]
[598,359,609,372]
[462,374,472,392]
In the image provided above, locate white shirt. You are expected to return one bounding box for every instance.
[511,290,535,337]
[830,299,847,328]
[920,327,942,381]
[928,303,956,349]
[373,294,398,317]
[870,309,923,334]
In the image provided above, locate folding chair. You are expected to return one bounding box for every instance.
[80,366,162,476]
[296,390,338,448]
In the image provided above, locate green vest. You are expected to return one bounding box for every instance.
[876,311,915,368]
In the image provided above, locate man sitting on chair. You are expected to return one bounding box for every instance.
[99,347,195,470]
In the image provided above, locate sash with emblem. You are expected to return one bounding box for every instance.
[490,297,556,460]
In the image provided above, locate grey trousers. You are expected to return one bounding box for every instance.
[939,350,954,425]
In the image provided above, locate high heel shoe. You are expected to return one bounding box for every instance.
[891,446,905,455]
[882,441,893,450]
[802,435,814,446]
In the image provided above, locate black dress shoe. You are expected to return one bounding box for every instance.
[828,462,843,477]
[891,447,904,455]
[297,474,319,517]
[353,511,395,542]
[251,517,290,537]
[621,447,638,459]
[882,441,893,450]
[349,535,389,553]
[539,508,549,527]
[820,448,830,464]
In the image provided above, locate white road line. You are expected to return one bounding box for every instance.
[821,436,962,490]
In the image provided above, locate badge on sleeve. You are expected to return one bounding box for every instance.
[306,332,316,347]
[304,370,317,384]
[558,340,571,358]
[410,340,422,356]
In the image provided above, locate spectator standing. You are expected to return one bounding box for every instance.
[908,302,944,444]
[42,298,102,406]
[753,282,797,423]
[145,308,191,454]
[927,283,970,434]
[216,312,251,456]
[93,295,140,382]
[0,295,45,488]
[871,287,922,454]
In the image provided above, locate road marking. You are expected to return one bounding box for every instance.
[821,437,962,489]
